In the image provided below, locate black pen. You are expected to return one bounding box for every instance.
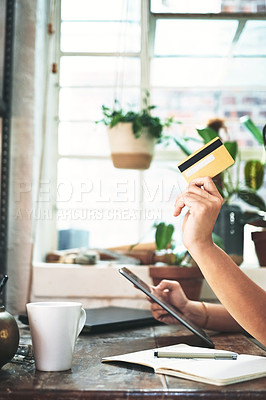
[154,350,238,360]
[0,275,8,294]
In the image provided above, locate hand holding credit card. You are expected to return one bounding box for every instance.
[177,137,234,183]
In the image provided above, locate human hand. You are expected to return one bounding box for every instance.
[150,279,210,328]
[173,177,223,251]
[150,280,189,325]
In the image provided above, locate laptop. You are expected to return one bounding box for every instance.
[82,306,159,333]
[19,306,159,334]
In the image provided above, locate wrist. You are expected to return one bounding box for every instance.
[201,301,209,329]
[183,300,208,328]
[186,239,215,260]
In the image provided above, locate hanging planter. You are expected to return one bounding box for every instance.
[108,123,156,170]
[97,92,174,170]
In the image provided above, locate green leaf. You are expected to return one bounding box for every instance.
[224,141,238,160]
[110,114,123,128]
[244,160,264,190]
[238,190,266,212]
[240,116,264,145]
[240,212,265,225]
[196,127,218,143]
[212,232,225,250]
[183,137,203,144]
[172,137,193,156]
[155,222,175,251]
[132,117,142,137]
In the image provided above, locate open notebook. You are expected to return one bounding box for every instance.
[102,343,266,386]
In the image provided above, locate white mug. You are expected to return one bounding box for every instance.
[26,301,86,371]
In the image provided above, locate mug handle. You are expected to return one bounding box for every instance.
[77,308,86,337]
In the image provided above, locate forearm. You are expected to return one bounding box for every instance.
[185,300,243,332]
[198,303,244,332]
[188,242,266,345]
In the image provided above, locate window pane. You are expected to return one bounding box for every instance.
[151,0,266,13]
[224,58,266,86]
[151,58,226,87]
[155,20,237,56]
[151,0,222,13]
[56,158,141,247]
[152,57,266,88]
[55,0,266,257]
[221,0,266,12]
[59,88,140,121]
[61,0,140,22]
[141,161,186,248]
[60,57,140,87]
[151,88,266,147]
[58,122,110,156]
[234,21,266,55]
[61,22,140,53]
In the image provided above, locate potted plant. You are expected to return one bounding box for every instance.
[98,92,174,170]
[108,221,225,300]
[250,219,266,267]
[148,222,205,301]
[240,118,266,266]
[170,117,266,265]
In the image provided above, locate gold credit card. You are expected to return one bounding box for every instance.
[177,137,234,183]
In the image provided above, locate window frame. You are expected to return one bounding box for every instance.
[36,0,266,258]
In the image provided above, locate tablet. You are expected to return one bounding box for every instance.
[119,267,214,349]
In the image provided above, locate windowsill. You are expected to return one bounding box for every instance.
[31,262,153,309]
[31,262,266,309]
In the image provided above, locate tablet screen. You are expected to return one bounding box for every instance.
[119,266,214,349]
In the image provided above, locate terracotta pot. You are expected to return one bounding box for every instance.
[149,266,204,301]
[119,249,155,265]
[251,230,266,267]
[108,123,156,170]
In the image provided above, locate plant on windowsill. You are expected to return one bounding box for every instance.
[107,220,225,299]
[250,220,266,267]
[97,91,174,170]
[211,117,266,266]
[148,222,205,301]
[171,116,266,266]
[240,118,266,266]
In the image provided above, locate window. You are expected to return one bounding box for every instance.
[48,0,266,255]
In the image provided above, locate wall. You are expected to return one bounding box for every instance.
[7,0,48,313]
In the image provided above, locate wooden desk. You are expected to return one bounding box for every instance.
[0,323,266,399]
